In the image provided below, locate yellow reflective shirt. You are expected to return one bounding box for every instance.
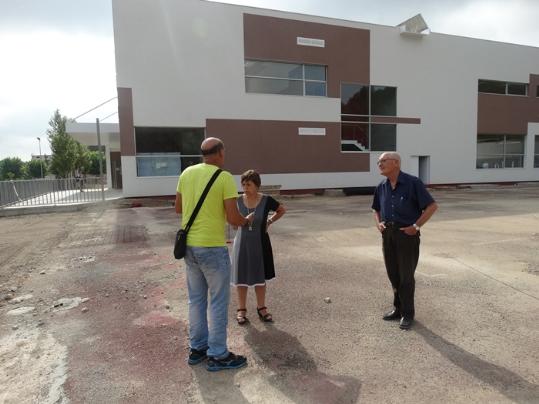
[177,163,238,247]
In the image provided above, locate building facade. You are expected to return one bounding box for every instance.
[111,0,539,197]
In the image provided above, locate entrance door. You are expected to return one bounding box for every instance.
[110,152,123,189]
[418,156,430,184]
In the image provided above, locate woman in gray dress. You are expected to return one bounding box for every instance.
[231,170,286,325]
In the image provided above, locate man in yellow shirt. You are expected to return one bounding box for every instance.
[175,137,253,371]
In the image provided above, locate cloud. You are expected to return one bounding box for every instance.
[0,29,116,118]
[432,0,539,47]
[0,29,116,159]
[0,0,113,36]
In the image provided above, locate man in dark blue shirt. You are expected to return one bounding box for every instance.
[372,152,438,329]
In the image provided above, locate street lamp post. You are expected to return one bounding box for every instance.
[37,137,44,178]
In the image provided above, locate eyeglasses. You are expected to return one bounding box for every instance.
[377,158,396,165]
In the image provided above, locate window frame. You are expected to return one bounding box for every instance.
[245,60,327,97]
[478,79,528,96]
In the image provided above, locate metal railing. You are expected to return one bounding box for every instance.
[0,177,105,208]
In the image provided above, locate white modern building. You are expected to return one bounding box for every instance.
[101,0,539,197]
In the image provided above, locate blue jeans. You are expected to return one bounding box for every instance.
[184,246,230,359]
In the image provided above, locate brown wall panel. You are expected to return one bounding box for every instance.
[243,14,370,98]
[371,116,421,124]
[118,87,135,156]
[206,119,369,174]
[478,74,539,134]
[478,94,539,134]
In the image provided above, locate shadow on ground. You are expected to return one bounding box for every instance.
[245,324,361,404]
[415,321,539,403]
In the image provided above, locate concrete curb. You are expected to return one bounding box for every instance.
[0,204,89,217]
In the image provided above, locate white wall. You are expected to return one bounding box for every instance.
[370,28,539,184]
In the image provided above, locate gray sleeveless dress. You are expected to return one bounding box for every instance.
[231,195,280,286]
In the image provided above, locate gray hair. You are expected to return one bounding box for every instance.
[381,152,401,163]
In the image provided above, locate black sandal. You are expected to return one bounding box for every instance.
[256,306,273,322]
[236,309,248,325]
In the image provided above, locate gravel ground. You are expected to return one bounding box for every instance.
[0,184,538,403]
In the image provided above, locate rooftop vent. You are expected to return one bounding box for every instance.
[397,14,430,37]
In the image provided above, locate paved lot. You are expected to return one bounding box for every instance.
[1,185,538,403]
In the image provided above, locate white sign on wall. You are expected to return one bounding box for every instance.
[298,127,326,136]
[297,37,325,48]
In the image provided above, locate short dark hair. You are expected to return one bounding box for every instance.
[201,141,224,156]
[240,169,261,188]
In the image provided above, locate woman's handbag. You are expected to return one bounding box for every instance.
[174,169,222,259]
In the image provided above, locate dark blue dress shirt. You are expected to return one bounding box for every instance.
[371,171,435,225]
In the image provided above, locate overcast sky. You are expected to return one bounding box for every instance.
[1,0,538,160]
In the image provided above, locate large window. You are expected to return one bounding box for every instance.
[340,83,397,152]
[135,127,204,177]
[476,134,525,169]
[478,80,528,96]
[535,135,539,168]
[245,60,326,96]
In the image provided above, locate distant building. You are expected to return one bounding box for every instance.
[74,0,539,197]
[31,154,52,164]
[66,122,121,190]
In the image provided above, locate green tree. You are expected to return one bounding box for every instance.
[47,109,77,178]
[87,150,106,176]
[26,159,47,178]
[74,142,91,174]
[0,157,25,180]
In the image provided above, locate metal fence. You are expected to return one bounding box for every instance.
[0,177,105,208]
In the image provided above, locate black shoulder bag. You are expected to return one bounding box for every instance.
[174,169,222,259]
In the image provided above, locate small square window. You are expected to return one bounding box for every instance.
[305,81,326,96]
[371,124,396,151]
[341,83,369,115]
[304,65,326,81]
[341,123,369,151]
[371,86,397,116]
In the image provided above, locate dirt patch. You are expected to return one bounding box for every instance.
[0,327,68,404]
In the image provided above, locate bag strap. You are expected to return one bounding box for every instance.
[183,168,222,233]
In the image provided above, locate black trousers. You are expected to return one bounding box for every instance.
[382,225,420,318]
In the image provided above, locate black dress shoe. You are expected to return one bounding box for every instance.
[399,317,413,330]
[383,309,401,321]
